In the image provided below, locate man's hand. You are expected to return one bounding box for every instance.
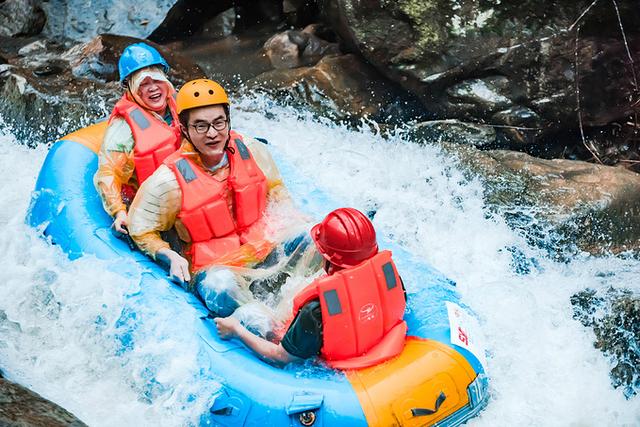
[113,210,129,234]
[214,317,241,340]
[156,248,191,284]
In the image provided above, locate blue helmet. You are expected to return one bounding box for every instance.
[118,42,170,83]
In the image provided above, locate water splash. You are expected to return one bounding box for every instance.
[0,95,639,426]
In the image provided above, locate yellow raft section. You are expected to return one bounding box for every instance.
[347,337,478,426]
[60,122,478,426]
[63,121,108,153]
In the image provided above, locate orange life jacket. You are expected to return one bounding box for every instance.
[165,132,268,271]
[292,250,407,370]
[109,94,181,184]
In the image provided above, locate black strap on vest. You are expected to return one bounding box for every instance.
[175,158,197,183]
[382,262,397,290]
[235,138,251,160]
[130,108,150,130]
[323,289,342,316]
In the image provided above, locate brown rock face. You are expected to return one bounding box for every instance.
[0,34,203,145]
[453,144,640,254]
[264,30,340,69]
[0,378,87,426]
[249,53,422,123]
[62,34,203,84]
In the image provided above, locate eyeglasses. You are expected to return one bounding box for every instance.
[189,120,228,134]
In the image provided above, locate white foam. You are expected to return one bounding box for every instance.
[0,97,638,425]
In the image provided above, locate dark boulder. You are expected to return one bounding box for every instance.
[407,119,496,148]
[320,0,640,150]
[148,1,234,43]
[263,28,340,69]
[572,288,640,398]
[0,377,87,426]
[0,0,45,37]
[249,53,423,124]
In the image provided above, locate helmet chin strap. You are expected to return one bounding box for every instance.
[224,119,235,154]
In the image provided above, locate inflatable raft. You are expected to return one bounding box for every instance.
[27,122,489,426]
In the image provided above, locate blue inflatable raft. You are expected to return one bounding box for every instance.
[27,122,489,426]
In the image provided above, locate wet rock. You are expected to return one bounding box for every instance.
[0,65,118,145]
[0,377,87,426]
[32,62,65,78]
[248,53,422,124]
[178,31,275,86]
[264,29,340,69]
[198,8,236,40]
[452,145,640,254]
[407,119,496,148]
[0,33,202,145]
[0,38,116,143]
[491,106,544,148]
[321,1,640,150]
[17,40,49,57]
[61,34,203,84]
[0,0,45,37]
[233,0,283,31]
[149,1,234,42]
[445,76,514,116]
[572,288,640,398]
[283,0,320,27]
[41,0,178,42]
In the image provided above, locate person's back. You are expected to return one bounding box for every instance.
[215,207,408,369]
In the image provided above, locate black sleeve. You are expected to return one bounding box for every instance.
[281,300,323,359]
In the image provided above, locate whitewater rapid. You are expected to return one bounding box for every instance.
[0,98,638,426]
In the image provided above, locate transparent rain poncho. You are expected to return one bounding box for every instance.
[128,137,297,267]
[93,67,176,217]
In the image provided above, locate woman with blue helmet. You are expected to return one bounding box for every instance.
[93,42,181,234]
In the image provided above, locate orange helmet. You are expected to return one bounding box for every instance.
[311,208,378,268]
[176,79,229,114]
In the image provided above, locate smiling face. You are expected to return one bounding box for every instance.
[183,105,229,161]
[136,76,169,112]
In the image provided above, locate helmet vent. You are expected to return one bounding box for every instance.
[209,90,214,94]
[194,92,200,97]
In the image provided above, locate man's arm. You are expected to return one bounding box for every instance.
[215,317,300,366]
[128,165,191,282]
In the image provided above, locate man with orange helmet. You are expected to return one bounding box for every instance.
[215,208,407,369]
[127,78,290,285]
[94,43,181,235]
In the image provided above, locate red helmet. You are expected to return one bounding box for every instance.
[311,208,378,268]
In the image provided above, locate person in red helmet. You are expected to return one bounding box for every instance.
[215,208,407,369]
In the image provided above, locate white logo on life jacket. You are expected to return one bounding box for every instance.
[359,303,377,322]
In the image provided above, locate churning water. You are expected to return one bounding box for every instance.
[0,96,638,426]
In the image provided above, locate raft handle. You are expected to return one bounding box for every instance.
[210,406,233,416]
[411,391,447,417]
